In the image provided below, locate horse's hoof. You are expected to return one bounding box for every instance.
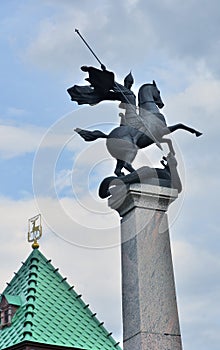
[115,172,125,177]
[195,131,202,137]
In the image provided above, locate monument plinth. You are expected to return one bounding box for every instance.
[109,184,182,350]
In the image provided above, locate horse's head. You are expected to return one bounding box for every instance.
[152,80,164,109]
[138,81,165,109]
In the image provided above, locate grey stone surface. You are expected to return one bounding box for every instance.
[109,184,182,350]
[124,332,182,350]
[108,183,178,216]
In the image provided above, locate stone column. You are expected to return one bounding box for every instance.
[108,183,182,350]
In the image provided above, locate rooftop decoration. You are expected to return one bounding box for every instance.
[27,214,42,249]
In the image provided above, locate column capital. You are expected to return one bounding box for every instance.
[108,184,178,216]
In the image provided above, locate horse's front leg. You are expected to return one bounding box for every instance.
[168,123,202,137]
[160,138,175,155]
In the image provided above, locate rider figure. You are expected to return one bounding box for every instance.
[111,72,138,127]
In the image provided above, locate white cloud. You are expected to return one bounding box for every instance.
[165,76,220,123]
[172,240,220,350]
[6,107,27,117]
[22,5,106,73]
[18,0,220,81]
[0,122,75,159]
[0,124,44,158]
[0,117,79,159]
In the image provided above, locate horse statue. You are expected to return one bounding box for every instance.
[68,66,202,177]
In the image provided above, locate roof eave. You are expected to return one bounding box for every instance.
[3,339,86,350]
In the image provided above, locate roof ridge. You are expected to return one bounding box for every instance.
[22,251,39,341]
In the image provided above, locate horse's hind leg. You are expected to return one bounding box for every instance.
[124,162,136,173]
[168,123,202,137]
[114,160,135,177]
[114,159,125,177]
[161,138,175,155]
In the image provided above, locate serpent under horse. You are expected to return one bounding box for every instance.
[75,81,202,177]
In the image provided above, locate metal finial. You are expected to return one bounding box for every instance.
[28,214,42,249]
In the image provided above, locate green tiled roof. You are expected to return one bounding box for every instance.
[0,248,121,350]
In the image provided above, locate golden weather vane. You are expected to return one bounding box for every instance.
[28,214,42,249]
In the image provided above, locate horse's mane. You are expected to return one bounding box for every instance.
[139,83,153,88]
[138,83,154,106]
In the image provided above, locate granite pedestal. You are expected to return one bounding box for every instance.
[108,184,182,350]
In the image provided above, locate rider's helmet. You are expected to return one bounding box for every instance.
[124,71,134,89]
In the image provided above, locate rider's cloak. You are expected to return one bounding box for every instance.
[67,67,115,105]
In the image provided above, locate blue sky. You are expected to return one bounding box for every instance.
[1,1,220,349]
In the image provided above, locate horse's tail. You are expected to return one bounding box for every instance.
[99,176,117,198]
[74,128,108,141]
